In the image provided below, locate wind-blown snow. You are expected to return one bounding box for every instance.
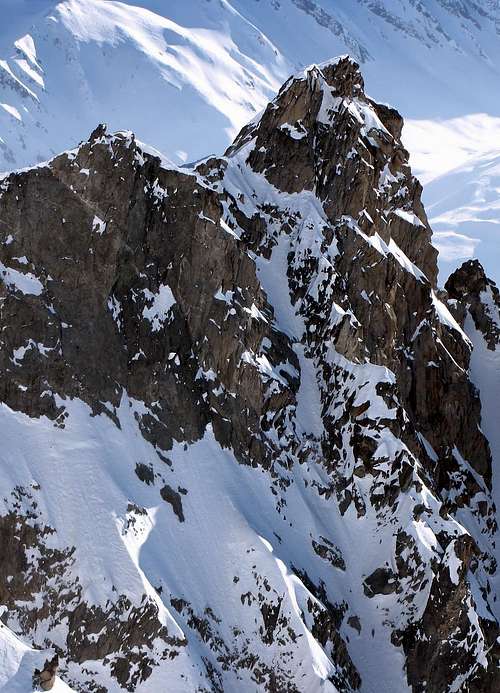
[424,149,500,284]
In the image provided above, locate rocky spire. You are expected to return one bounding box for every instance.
[446,259,500,350]
[226,56,437,284]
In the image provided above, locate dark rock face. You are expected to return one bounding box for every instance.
[363,567,398,597]
[395,536,499,693]
[446,259,500,350]
[0,57,498,692]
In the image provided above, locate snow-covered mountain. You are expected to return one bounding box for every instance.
[0,0,499,283]
[0,55,499,692]
[1,3,500,691]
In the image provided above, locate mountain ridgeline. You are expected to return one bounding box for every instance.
[0,57,499,692]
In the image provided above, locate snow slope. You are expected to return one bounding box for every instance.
[0,0,289,168]
[402,111,500,282]
[0,390,398,691]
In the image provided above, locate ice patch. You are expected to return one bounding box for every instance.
[0,260,43,295]
[142,284,176,331]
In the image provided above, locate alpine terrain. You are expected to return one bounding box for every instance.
[1,1,500,280]
[0,52,500,691]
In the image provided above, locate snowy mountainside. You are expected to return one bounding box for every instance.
[0,55,499,692]
[401,110,500,283]
[0,0,287,168]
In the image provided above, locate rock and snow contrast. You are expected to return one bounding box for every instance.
[1,1,500,282]
[0,54,499,691]
[0,614,73,691]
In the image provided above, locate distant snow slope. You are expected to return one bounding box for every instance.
[0,0,499,276]
[403,114,500,281]
[402,115,500,186]
[424,149,500,281]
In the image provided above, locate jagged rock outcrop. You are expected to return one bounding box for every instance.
[445,259,500,351]
[34,654,59,691]
[0,57,498,692]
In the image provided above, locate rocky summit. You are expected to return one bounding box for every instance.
[0,56,499,692]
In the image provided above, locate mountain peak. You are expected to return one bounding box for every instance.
[225,55,435,285]
[445,259,500,352]
[445,258,493,298]
[294,55,365,97]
